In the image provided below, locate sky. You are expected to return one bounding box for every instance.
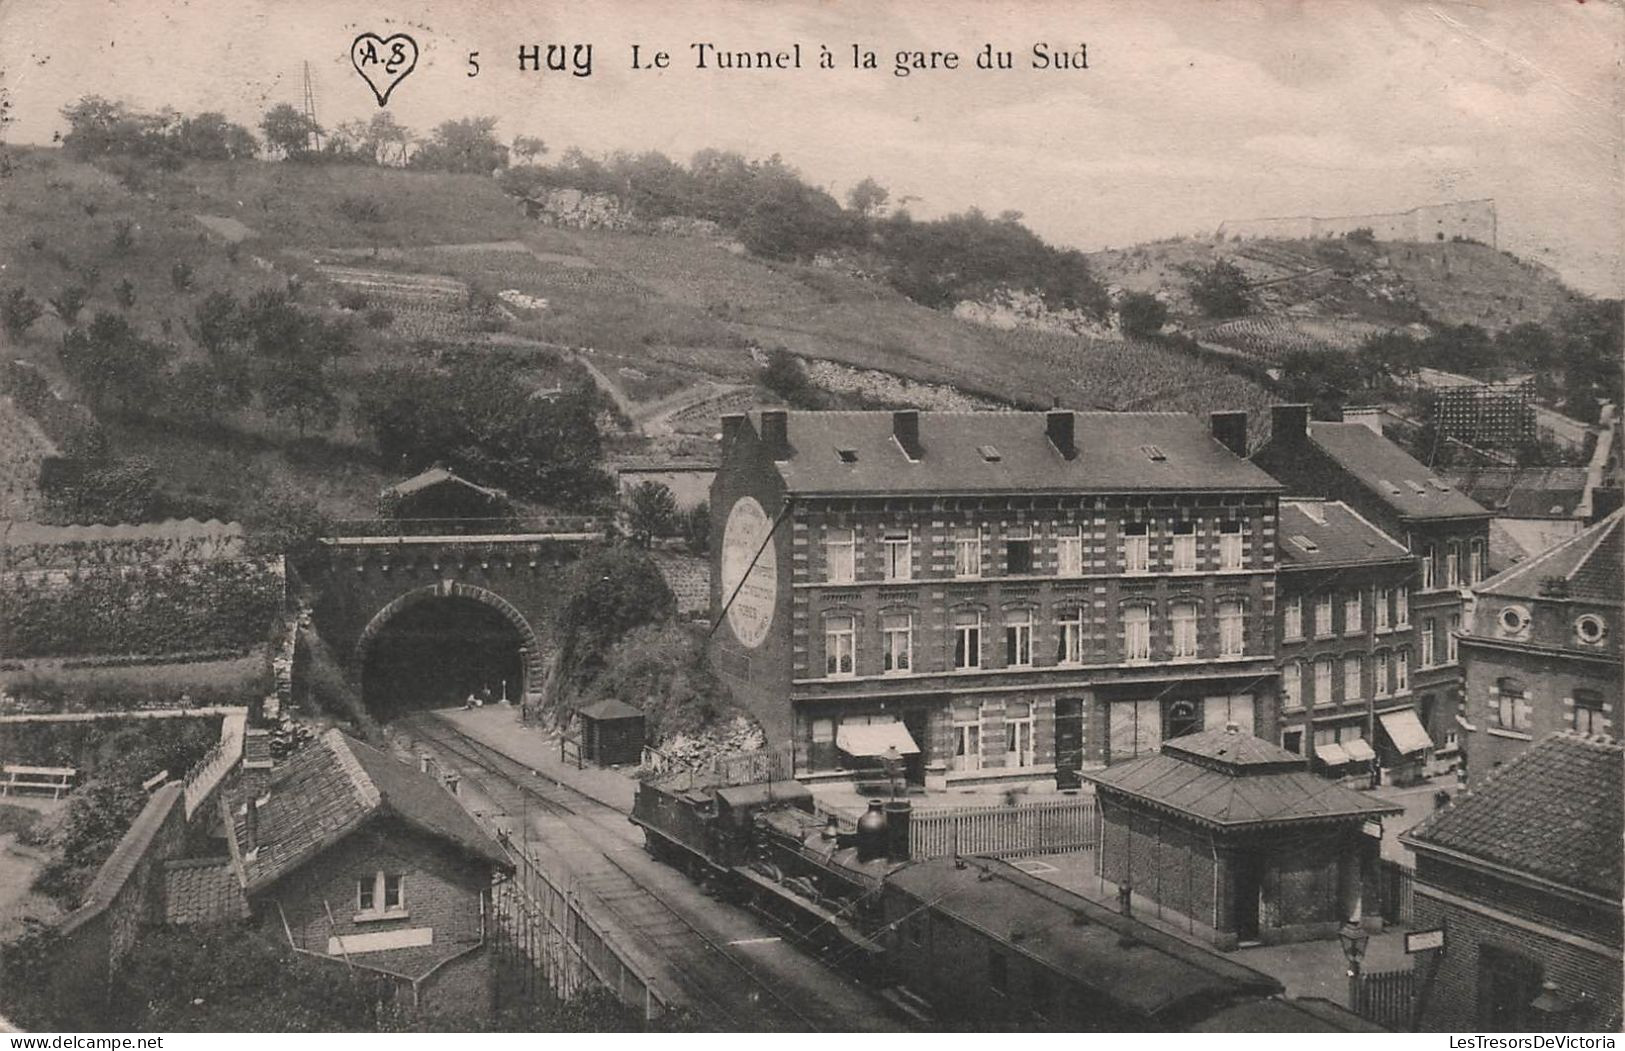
[3,0,1621,296]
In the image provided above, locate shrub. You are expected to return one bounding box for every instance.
[2,287,43,339]
[112,219,135,255]
[1345,227,1376,244]
[49,285,87,323]
[335,287,371,311]
[1117,291,1168,337]
[1187,259,1252,318]
[170,261,194,291]
[364,306,394,329]
[114,278,136,308]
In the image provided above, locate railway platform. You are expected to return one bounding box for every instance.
[433,704,639,811]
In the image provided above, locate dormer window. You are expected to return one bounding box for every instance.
[1140,444,1166,462]
[1290,534,1319,553]
[978,444,1002,462]
[837,448,859,464]
[1405,480,1427,494]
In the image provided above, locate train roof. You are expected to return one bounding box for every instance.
[714,779,813,809]
[887,856,1282,1020]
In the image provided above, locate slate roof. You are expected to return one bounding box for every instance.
[163,857,249,925]
[1085,729,1402,829]
[1404,733,1623,901]
[1474,508,1622,605]
[1277,500,1412,569]
[1305,422,1488,520]
[234,729,511,894]
[382,466,507,501]
[886,856,1283,1019]
[758,411,1281,495]
[1442,466,1590,519]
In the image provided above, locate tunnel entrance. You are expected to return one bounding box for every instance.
[361,596,526,717]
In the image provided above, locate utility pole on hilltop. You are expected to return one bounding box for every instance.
[302,61,323,153]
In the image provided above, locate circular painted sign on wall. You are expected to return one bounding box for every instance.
[720,496,778,649]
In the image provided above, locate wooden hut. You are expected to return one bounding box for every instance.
[577,699,646,767]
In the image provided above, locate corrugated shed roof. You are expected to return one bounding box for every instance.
[1086,733,1402,829]
[235,729,510,894]
[1277,500,1411,568]
[761,411,1282,495]
[886,856,1282,1019]
[1,517,244,551]
[1442,466,1589,519]
[1306,423,1488,520]
[1474,508,1622,604]
[1405,733,1622,900]
[163,857,249,925]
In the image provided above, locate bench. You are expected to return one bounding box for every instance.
[1,764,78,799]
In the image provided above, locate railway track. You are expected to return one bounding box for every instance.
[395,714,830,1031]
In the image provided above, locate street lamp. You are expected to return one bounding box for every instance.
[1340,919,1371,1010]
[884,745,902,800]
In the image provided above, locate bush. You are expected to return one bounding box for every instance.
[48,285,87,323]
[112,219,135,255]
[547,546,675,705]
[114,278,136,308]
[170,261,194,291]
[364,306,394,329]
[335,287,371,311]
[1345,227,1376,244]
[1188,259,1252,318]
[2,287,44,339]
[1117,291,1168,337]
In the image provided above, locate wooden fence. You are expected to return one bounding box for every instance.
[1355,967,1416,1030]
[907,798,1100,860]
[490,842,669,1022]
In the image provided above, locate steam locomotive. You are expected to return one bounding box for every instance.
[630,773,1384,1032]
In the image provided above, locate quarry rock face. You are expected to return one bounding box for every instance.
[953,288,1114,340]
[527,187,635,230]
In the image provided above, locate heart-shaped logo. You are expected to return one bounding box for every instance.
[351,32,419,107]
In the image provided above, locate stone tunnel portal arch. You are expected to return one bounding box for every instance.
[356,582,545,717]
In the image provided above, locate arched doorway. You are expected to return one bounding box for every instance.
[356,585,541,717]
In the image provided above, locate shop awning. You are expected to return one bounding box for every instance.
[1380,710,1434,756]
[836,721,920,758]
[1315,741,1351,766]
[1342,738,1376,763]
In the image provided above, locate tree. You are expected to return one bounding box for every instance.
[409,116,509,174]
[681,501,711,556]
[58,313,172,413]
[845,176,889,217]
[366,111,413,166]
[259,103,320,159]
[2,287,43,339]
[1117,291,1168,337]
[512,135,548,164]
[239,482,332,560]
[1188,259,1251,318]
[48,285,87,323]
[242,291,353,436]
[626,481,677,545]
[40,455,163,524]
[547,546,676,702]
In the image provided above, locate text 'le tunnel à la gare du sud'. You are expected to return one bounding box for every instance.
[514,41,1089,78]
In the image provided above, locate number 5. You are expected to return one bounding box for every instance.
[467,51,480,77]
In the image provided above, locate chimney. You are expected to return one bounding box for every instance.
[242,727,274,799]
[1046,409,1077,460]
[720,413,747,445]
[892,410,922,460]
[759,410,789,460]
[243,794,259,854]
[1271,404,1311,443]
[1210,411,1248,458]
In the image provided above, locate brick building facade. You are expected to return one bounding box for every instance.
[1403,734,1622,1031]
[1253,405,1491,765]
[1273,500,1431,784]
[710,409,1283,788]
[1457,509,1621,780]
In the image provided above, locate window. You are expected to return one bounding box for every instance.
[1123,522,1149,574]
[882,530,911,581]
[1395,587,1410,628]
[1498,605,1531,638]
[1314,658,1334,706]
[953,705,983,771]
[1283,596,1303,641]
[1315,595,1334,638]
[1005,524,1034,574]
[1447,614,1459,662]
[1123,605,1151,663]
[1344,593,1363,635]
[1576,614,1609,647]
[1421,618,1436,667]
[1165,699,1201,739]
[824,615,855,677]
[1005,609,1034,667]
[1496,678,1529,731]
[882,613,912,674]
[1219,520,1244,570]
[953,527,981,579]
[1006,701,1034,767]
[1575,689,1608,735]
[1374,652,1390,697]
[1282,661,1303,710]
[1172,602,1199,659]
[1172,522,1197,572]
[1375,587,1391,631]
[809,717,836,771]
[1446,543,1461,588]
[953,611,982,670]
[1056,608,1084,665]
[1421,545,1436,590]
[825,527,855,584]
[1395,649,1409,693]
[1218,600,1245,656]
[1344,655,1363,702]
[1470,539,1486,584]
[357,872,405,917]
[1056,526,1083,577]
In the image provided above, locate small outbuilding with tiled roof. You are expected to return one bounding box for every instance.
[379,466,512,524]
[1085,724,1402,950]
[1401,732,1623,1032]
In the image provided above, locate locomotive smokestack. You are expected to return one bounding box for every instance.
[856,799,887,862]
[884,799,912,862]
